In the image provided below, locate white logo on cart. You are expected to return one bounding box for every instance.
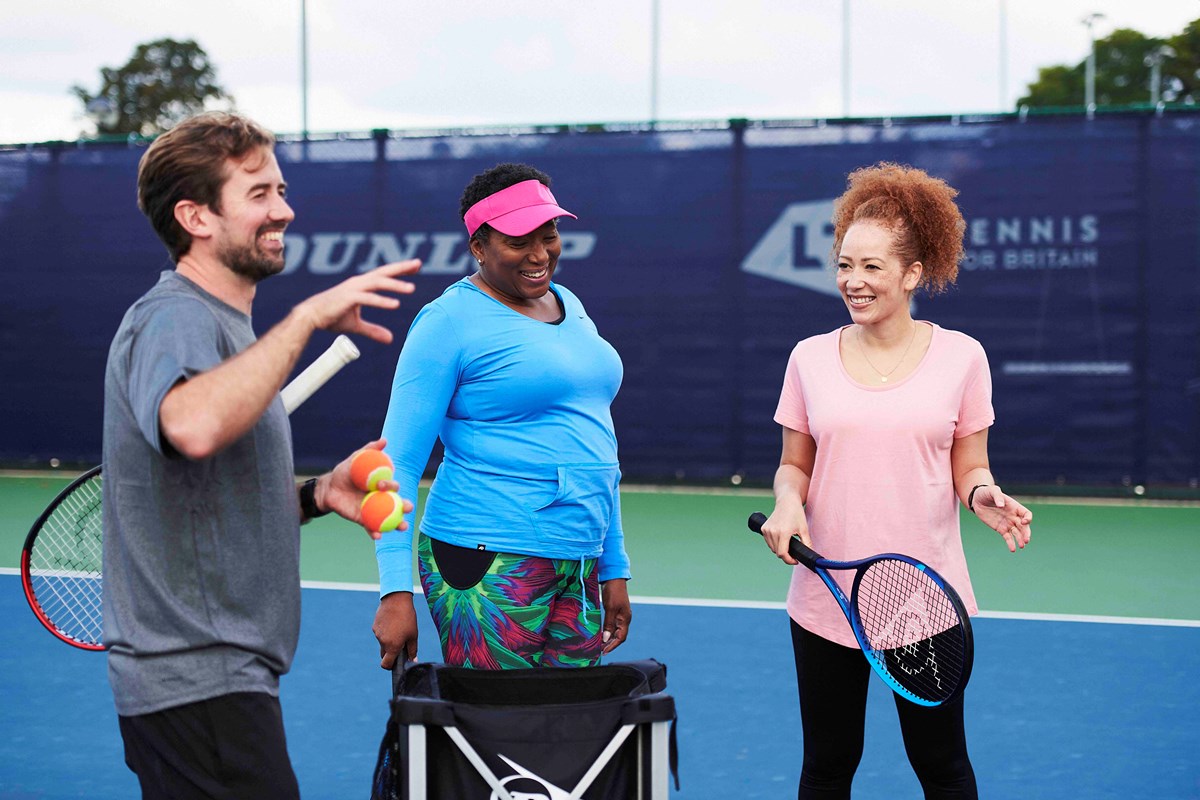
[490,754,571,800]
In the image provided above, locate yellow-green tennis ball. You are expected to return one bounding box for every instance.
[361,491,404,533]
[350,449,394,492]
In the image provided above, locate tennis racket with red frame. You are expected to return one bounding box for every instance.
[20,335,361,650]
[748,511,973,706]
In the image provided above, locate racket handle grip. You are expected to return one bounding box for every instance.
[747,512,822,568]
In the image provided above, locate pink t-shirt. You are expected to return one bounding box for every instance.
[774,322,994,648]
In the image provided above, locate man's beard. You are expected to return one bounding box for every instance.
[219,232,286,282]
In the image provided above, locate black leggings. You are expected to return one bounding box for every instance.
[790,621,977,800]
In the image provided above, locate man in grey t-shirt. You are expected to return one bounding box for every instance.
[103,112,420,799]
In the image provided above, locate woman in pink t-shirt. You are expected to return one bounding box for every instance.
[759,163,1033,800]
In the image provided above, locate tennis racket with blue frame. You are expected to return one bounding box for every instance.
[748,511,973,706]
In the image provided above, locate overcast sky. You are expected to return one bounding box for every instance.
[1,0,1196,144]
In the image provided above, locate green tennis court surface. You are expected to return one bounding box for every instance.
[4,473,1198,621]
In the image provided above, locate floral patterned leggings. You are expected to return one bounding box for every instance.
[417,532,602,669]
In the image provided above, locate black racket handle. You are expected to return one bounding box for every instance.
[390,655,413,697]
[747,512,822,568]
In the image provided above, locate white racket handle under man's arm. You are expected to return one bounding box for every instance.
[281,335,361,414]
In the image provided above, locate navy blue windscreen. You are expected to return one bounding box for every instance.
[1,114,1197,489]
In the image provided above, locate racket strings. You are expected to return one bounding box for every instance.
[28,475,104,645]
[855,559,968,704]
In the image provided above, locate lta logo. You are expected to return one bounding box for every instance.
[740,199,839,297]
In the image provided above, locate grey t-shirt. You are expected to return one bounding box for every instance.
[102,271,300,717]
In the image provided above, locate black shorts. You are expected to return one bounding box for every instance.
[118,691,299,800]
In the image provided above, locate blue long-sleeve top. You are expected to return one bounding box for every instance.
[375,277,631,595]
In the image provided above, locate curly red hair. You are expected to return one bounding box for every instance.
[831,162,965,294]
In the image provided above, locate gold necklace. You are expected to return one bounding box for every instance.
[857,322,917,383]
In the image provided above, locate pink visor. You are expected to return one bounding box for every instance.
[463,179,577,237]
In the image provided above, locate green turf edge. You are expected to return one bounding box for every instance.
[3,477,1197,620]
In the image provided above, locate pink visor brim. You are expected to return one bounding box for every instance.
[464,179,577,236]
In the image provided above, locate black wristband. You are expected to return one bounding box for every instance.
[299,478,329,519]
[967,484,990,513]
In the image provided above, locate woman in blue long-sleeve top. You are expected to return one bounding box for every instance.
[371,163,632,671]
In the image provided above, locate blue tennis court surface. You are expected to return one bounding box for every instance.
[1,575,1196,799]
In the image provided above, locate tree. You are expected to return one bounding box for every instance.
[1018,28,1167,108]
[72,38,234,137]
[1018,64,1081,108]
[1163,19,1200,104]
[1092,29,1162,105]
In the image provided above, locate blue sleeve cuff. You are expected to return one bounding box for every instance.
[597,488,631,582]
[375,530,414,597]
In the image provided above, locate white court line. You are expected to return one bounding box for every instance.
[303,582,787,610]
[628,594,786,610]
[976,609,1200,628]
[294,579,1199,628]
[6,470,1200,507]
[5,572,1194,628]
[301,579,381,593]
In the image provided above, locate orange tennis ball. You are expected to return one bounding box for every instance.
[360,490,405,533]
[350,449,394,492]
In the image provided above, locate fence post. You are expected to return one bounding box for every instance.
[373,128,388,163]
[1132,115,1150,489]
[372,129,389,234]
[728,118,748,484]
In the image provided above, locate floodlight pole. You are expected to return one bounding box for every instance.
[998,0,1008,111]
[301,0,310,142]
[1082,13,1104,118]
[1146,45,1175,106]
[842,0,851,117]
[650,0,660,124]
